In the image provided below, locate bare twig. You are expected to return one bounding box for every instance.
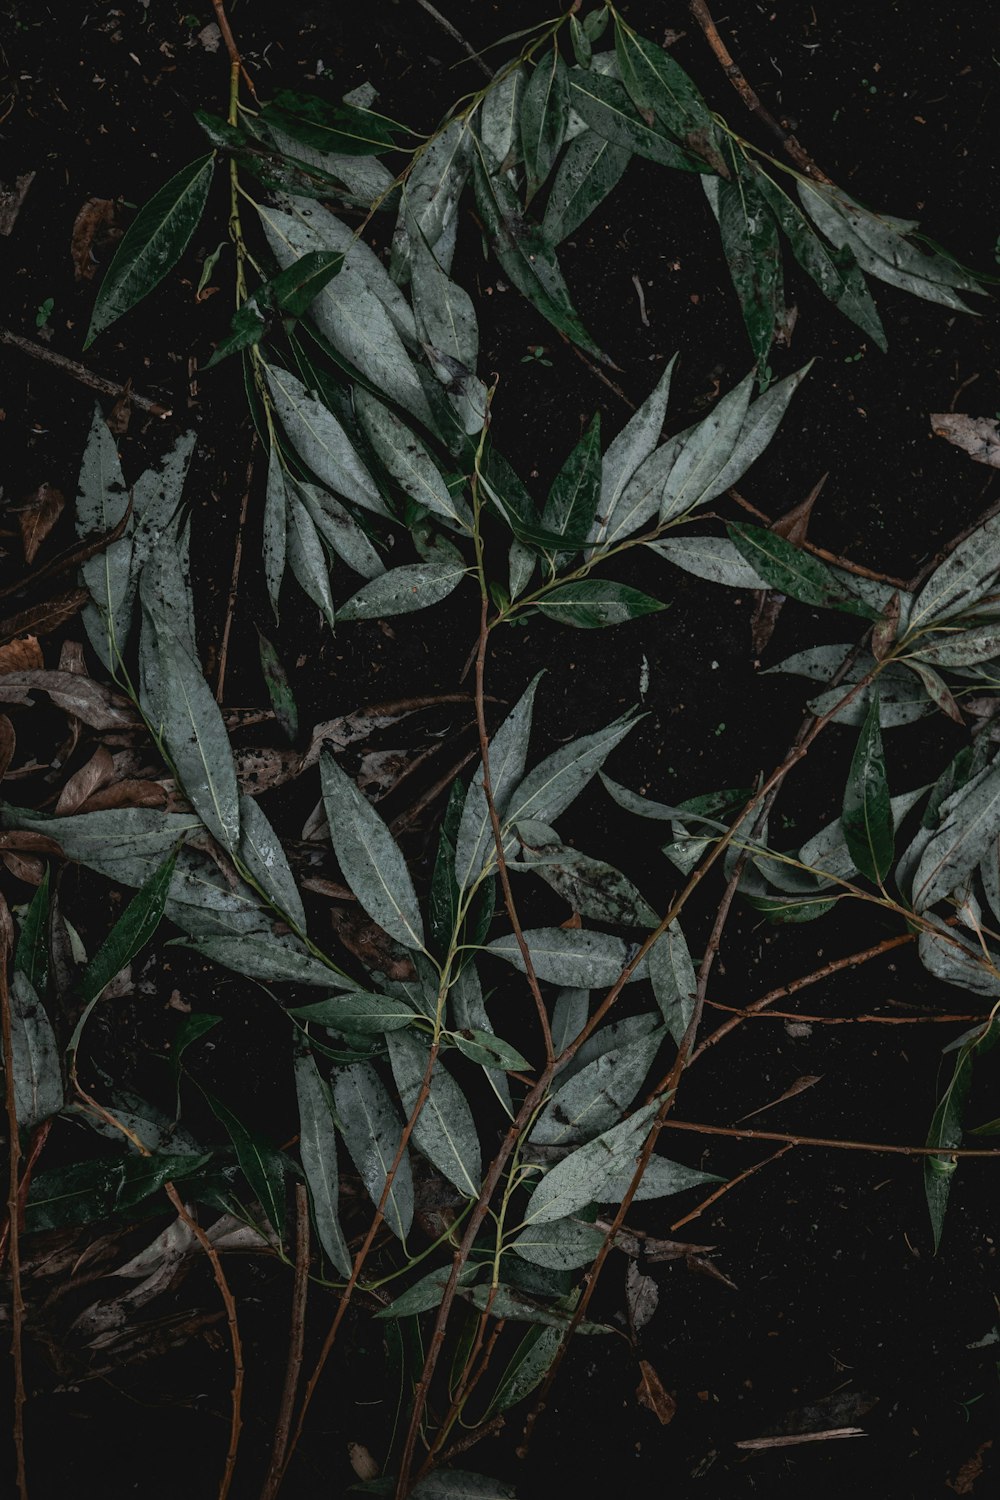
[215,438,256,704]
[413,0,493,77]
[0,329,172,417]
[260,1185,310,1500]
[210,0,258,98]
[0,895,29,1500]
[670,1144,795,1231]
[658,1118,1000,1158]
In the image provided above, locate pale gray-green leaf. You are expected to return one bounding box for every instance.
[9,971,64,1131]
[332,1061,413,1240]
[455,673,542,892]
[265,364,388,516]
[524,1099,660,1223]
[503,714,638,828]
[531,1029,663,1146]
[647,533,767,588]
[648,922,696,1046]
[486,927,644,987]
[591,356,676,549]
[286,483,336,627]
[320,751,424,949]
[237,794,306,932]
[386,1030,481,1197]
[513,1215,605,1270]
[294,1050,351,1275]
[356,389,471,529]
[338,559,465,620]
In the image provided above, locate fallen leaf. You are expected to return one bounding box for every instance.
[78,779,169,813]
[0,715,15,780]
[626,1259,659,1335]
[58,641,87,676]
[55,745,116,815]
[636,1360,676,1425]
[0,172,35,236]
[932,413,1000,469]
[0,670,138,729]
[1,850,46,885]
[947,1439,993,1495]
[0,589,90,644]
[70,196,117,280]
[329,908,415,982]
[736,1075,822,1123]
[347,1443,380,1482]
[0,635,44,674]
[735,1428,866,1449]
[751,475,827,655]
[17,484,65,564]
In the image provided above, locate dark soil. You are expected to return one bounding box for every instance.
[2,2,1000,1497]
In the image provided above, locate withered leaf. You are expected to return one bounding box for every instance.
[626,1258,659,1335]
[77,779,169,813]
[636,1359,676,1425]
[0,589,90,644]
[1,850,46,884]
[931,413,1000,469]
[328,908,415,982]
[0,635,44,675]
[55,745,115,815]
[18,484,65,565]
[0,669,138,729]
[0,493,133,602]
[71,196,117,280]
[0,715,16,780]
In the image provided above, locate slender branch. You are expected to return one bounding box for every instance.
[210,0,257,98]
[0,897,28,1500]
[260,1185,310,1500]
[215,438,256,704]
[0,329,171,417]
[669,1143,795,1232]
[413,0,493,78]
[658,1118,1000,1158]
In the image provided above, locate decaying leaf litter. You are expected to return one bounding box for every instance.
[2,1,1000,1497]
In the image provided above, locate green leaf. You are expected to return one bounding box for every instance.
[262,89,401,156]
[411,236,485,436]
[912,757,1000,913]
[727,523,881,619]
[532,1029,663,1147]
[486,927,644,988]
[237,795,306,932]
[648,922,696,1046]
[320,751,424,950]
[706,362,813,497]
[395,117,471,278]
[656,372,755,524]
[602,1151,722,1202]
[525,1099,660,1223]
[504,712,639,828]
[85,154,215,346]
[842,689,894,883]
[754,172,887,350]
[290,992,416,1034]
[450,1028,530,1072]
[207,1089,287,1238]
[615,24,714,142]
[263,433,287,622]
[537,579,666,628]
[923,1021,998,1250]
[541,130,630,247]
[472,150,606,361]
[294,1048,351,1276]
[0,804,199,889]
[479,67,526,172]
[590,357,676,550]
[9,971,63,1131]
[177,935,340,987]
[913,623,1000,669]
[338,559,466,621]
[540,414,602,557]
[25,1151,208,1232]
[257,630,298,741]
[514,821,658,927]
[703,168,783,372]
[489,1325,564,1415]
[410,1469,518,1499]
[332,1061,413,1239]
[513,1216,605,1270]
[462,1282,609,1334]
[355,390,472,529]
[14,869,50,993]
[909,513,1000,632]
[386,1030,482,1197]
[374,1262,482,1320]
[296,481,385,581]
[648,533,765,589]
[520,46,569,202]
[265,364,388,517]
[285,481,336,628]
[449,965,513,1116]
[567,71,700,171]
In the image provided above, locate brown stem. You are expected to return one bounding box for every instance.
[0,1119,51,1270]
[215,439,255,704]
[688,0,832,182]
[669,1143,795,1232]
[727,488,912,589]
[0,897,28,1500]
[658,1118,1000,1158]
[0,329,171,417]
[418,1298,505,1481]
[210,0,257,98]
[260,1185,310,1500]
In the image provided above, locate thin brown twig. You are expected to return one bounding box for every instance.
[215,438,255,704]
[413,0,493,78]
[727,488,912,589]
[390,747,479,836]
[669,1143,795,1231]
[210,0,258,99]
[705,1002,983,1026]
[260,1185,310,1500]
[657,1117,1000,1158]
[688,0,832,182]
[0,896,29,1500]
[0,1119,51,1269]
[435,1412,506,1466]
[0,329,172,417]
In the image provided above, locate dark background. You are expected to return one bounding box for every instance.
[2,2,1000,1496]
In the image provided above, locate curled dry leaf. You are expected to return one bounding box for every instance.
[347,1443,380,1482]
[0,714,15,780]
[0,670,138,729]
[77,778,169,813]
[1,850,46,884]
[0,589,91,645]
[54,745,116,815]
[17,483,65,564]
[931,413,1000,469]
[0,635,44,675]
[626,1258,659,1335]
[636,1359,676,1425]
[70,197,118,280]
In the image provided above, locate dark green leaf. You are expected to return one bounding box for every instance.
[257,630,298,741]
[537,579,666,628]
[332,1061,413,1239]
[540,414,602,558]
[290,991,416,1034]
[704,168,783,372]
[14,868,49,993]
[207,1089,287,1238]
[842,689,894,883]
[26,1151,209,1232]
[320,751,424,949]
[727,524,881,619]
[567,71,701,171]
[614,23,715,144]
[924,1021,998,1250]
[262,90,401,156]
[541,130,631,247]
[9,971,63,1131]
[519,46,569,202]
[85,155,215,346]
[294,1048,351,1275]
[430,780,464,955]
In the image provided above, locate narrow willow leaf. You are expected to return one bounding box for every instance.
[602,1151,722,1202]
[480,67,526,171]
[262,444,288,618]
[486,927,643,988]
[411,235,482,433]
[842,690,893,883]
[540,414,602,555]
[25,1151,209,1232]
[504,713,639,828]
[591,357,675,550]
[296,482,384,580]
[615,24,714,141]
[710,362,812,498]
[913,623,1000,669]
[532,1030,663,1146]
[265,364,388,517]
[320,751,424,949]
[648,922,696,1046]
[386,1031,481,1198]
[207,1091,287,1238]
[515,821,658,927]
[648,533,765,588]
[262,90,400,155]
[85,155,214,346]
[657,372,755,523]
[332,1062,414,1239]
[525,1099,660,1223]
[463,1282,609,1333]
[489,1325,565,1415]
[909,513,1000,631]
[337,559,466,620]
[356,390,471,529]
[541,130,630,246]
[537,579,666,628]
[472,150,606,361]
[912,756,1000,913]
[703,171,782,371]
[257,630,298,742]
[520,46,569,203]
[0,804,199,889]
[567,71,700,170]
[923,1022,998,1249]
[374,1262,482,1321]
[294,1049,351,1275]
[410,1468,518,1499]
[513,1216,605,1270]
[450,1029,530,1072]
[455,673,541,894]
[76,405,134,666]
[9,972,63,1131]
[797,182,977,313]
[754,172,887,349]
[14,870,50,993]
[551,988,589,1054]
[290,992,416,1034]
[286,483,336,627]
[178,935,340,987]
[727,524,881,619]
[395,118,471,278]
[237,795,306,932]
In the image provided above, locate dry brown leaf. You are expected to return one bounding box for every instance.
[1,850,47,885]
[17,484,65,565]
[0,589,90,644]
[55,745,115,815]
[70,196,116,281]
[736,1074,822,1123]
[947,1439,993,1495]
[626,1259,659,1335]
[932,413,1000,469]
[0,670,138,729]
[58,640,88,676]
[330,909,414,981]
[78,779,169,813]
[0,830,63,858]
[636,1360,676,1425]
[751,474,827,655]
[0,172,35,236]
[0,714,15,780]
[0,635,44,674]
